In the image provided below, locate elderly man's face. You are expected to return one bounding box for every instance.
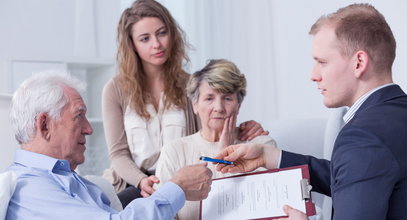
[49,87,93,170]
[193,82,240,134]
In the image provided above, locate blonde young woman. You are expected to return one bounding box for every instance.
[102,0,267,207]
[155,59,277,219]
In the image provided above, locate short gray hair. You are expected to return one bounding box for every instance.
[187,59,246,104]
[10,71,86,144]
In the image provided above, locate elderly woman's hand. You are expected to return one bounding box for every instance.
[219,112,237,148]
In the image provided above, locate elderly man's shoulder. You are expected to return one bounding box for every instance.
[7,166,63,200]
[10,165,54,182]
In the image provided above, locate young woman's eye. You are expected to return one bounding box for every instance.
[140,36,149,42]
[158,30,167,36]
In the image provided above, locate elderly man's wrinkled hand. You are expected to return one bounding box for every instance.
[170,163,213,201]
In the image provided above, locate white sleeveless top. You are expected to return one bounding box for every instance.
[123,92,186,172]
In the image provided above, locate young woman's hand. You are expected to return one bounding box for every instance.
[238,120,269,141]
[138,175,160,197]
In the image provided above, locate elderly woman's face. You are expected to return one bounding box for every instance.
[192,81,240,132]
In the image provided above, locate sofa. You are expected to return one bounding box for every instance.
[269,107,347,220]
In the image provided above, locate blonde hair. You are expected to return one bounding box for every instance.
[117,0,189,120]
[310,3,396,74]
[187,59,247,104]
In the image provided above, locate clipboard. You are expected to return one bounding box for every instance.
[200,164,316,220]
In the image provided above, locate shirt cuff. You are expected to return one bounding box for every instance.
[277,150,282,168]
[157,181,186,213]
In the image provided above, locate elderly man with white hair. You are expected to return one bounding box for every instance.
[5,72,212,219]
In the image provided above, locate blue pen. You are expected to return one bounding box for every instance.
[199,156,234,165]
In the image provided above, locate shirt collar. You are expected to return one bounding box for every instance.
[14,148,71,172]
[343,83,395,124]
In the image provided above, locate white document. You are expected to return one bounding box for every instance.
[201,168,306,220]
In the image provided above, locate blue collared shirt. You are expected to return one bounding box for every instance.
[6,149,185,219]
[343,83,395,124]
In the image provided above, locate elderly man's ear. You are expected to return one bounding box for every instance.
[36,112,51,140]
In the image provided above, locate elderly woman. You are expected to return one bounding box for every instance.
[155,59,277,220]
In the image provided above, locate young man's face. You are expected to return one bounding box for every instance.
[310,26,358,108]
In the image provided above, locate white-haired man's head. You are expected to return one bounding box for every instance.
[10,71,86,144]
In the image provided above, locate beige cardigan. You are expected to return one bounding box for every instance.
[102,76,200,192]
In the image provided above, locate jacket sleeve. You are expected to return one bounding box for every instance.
[280,150,331,196]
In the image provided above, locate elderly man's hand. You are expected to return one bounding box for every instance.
[170,163,213,201]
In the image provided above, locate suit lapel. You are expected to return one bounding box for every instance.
[353,85,406,119]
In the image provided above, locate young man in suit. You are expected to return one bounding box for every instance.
[215,3,407,220]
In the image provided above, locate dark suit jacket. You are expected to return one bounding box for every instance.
[280,85,407,220]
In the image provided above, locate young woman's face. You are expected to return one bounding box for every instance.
[131,17,170,69]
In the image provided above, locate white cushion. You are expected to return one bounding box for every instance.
[270,118,326,158]
[83,175,123,211]
[320,107,348,220]
[323,107,347,159]
[0,171,18,219]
